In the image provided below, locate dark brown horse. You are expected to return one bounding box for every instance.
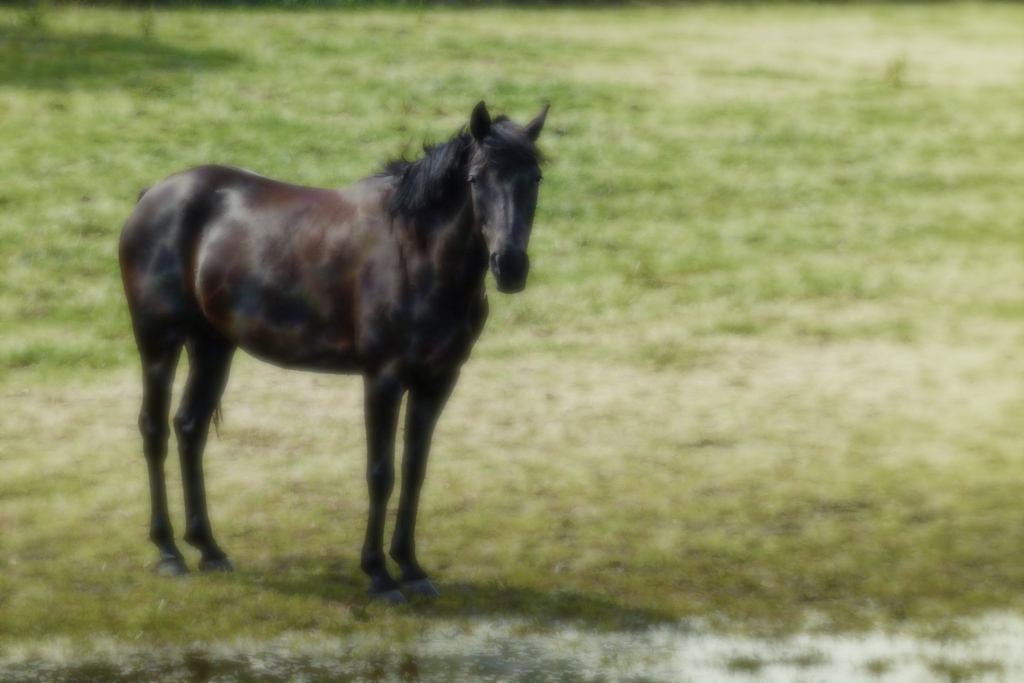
[119,101,548,602]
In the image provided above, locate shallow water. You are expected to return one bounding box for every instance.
[2,615,1021,682]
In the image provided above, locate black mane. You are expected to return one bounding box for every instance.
[480,117,547,173]
[383,132,474,219]
[383,119,544,219]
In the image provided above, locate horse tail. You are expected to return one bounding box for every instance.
[212,401,224,438]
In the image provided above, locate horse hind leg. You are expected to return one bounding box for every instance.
[174,327,236,572]
[136,332,188,576]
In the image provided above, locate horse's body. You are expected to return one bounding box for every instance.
[120,102,547,601]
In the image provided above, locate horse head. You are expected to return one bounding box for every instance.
[467,101,548,294]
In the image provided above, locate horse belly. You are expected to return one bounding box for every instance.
[195,239,363,371]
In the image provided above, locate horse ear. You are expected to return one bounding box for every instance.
[525,104,550,141]
[470,101,491,142]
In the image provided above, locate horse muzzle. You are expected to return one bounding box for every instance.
[490,248,530,294]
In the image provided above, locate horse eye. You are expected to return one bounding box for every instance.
[535,175,543,184]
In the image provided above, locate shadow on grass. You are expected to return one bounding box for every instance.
[1,649,608,683]
[0,24,239,91]
[252,557,677,631]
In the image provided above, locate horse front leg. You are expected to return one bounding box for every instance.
[390,370,460,598]
[361,372,405,602]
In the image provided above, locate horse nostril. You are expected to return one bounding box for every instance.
[490,249,529,292]
[497,249,528,280]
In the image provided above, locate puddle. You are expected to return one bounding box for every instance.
[2,615,1022,682]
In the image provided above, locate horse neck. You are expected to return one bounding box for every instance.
[388,138,488,300]
[420,191,488,295]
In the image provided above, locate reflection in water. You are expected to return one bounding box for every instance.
[2,615,1023,682]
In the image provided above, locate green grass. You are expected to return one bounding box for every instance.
[2,1,1024,660]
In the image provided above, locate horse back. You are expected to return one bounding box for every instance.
[120,165,400,370]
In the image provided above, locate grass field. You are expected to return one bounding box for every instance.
[2,0,1024,672]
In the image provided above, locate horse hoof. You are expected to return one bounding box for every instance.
[155,557,189,577]
[370,588,407,605]
[402,579,440,598]
[198,557,234,573]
